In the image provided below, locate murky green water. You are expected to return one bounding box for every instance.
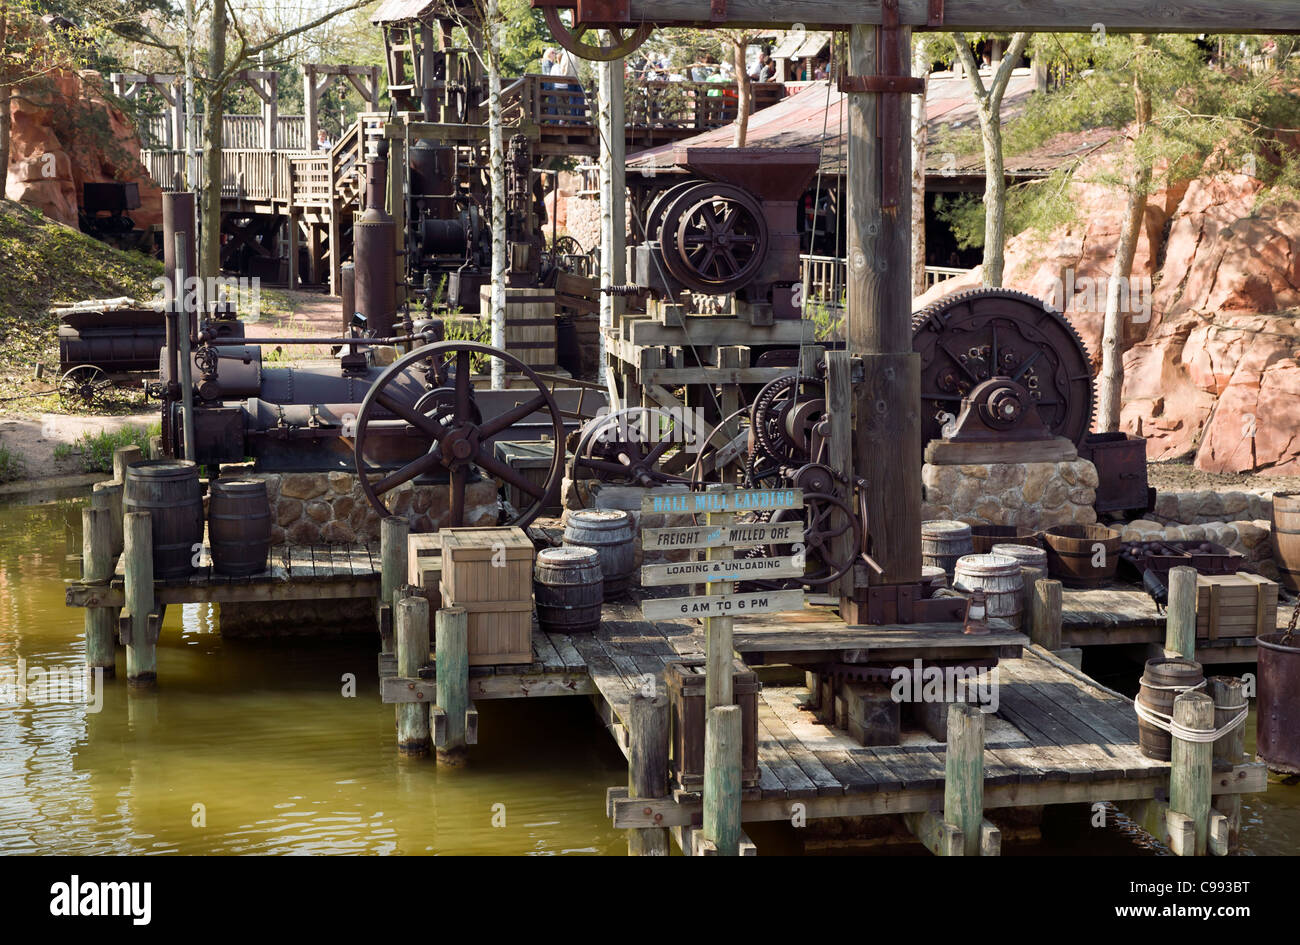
[1,496,1295,855]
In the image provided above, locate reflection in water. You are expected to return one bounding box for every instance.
[0,499,627,855]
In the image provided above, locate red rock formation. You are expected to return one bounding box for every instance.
[5,69,163,231]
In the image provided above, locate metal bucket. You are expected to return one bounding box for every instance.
[1256,631,1300,774]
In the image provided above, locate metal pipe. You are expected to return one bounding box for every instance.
[174,232,197,462]
[207,331,440,347]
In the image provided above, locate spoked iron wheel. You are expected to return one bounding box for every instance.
[664,183,768,295]
[569,406,706,487]
[541,9,654,62]
[744,491,861,589]
[353,342,566,529]
[58,366,113,407]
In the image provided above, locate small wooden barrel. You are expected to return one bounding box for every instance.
[563,509,635,595]
[990,543,1048,572]
[534,546,604,633]
[971,524,1041,554]
[1043,523,1121,587]
[921,565,948,592]
[953,553,1024,623]
[1272,493,1300,591]
[124,460,204,579]
[1136,657,1205,761]
[921,520,973,580]
[209,478,271,577]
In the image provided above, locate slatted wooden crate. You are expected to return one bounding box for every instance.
[665,658,760,790]
[1196,571,1278,640]
[439,526,535,665]
[406,534,442,611]
[478,286,557,371]
[492,439,560,513]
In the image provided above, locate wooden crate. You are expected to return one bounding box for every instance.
[406,534,442,611]
[439,526,536,665]
[1196,572,1278,640]
[492,439,560,513]
[665,658,760,790]
[478,285,557,371]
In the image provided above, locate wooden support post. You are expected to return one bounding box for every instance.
[903,811,964,855]
[148,436,163,460]
[1166,566,1197,659]
[122,512,157,686]
[395,595,431,756]
[379,515,409,653]
[82,506,116,678]
[1030,577,1062,651]
[717,347,744,483]
[702,703,742,856]
[1020,566,1044,633]
[91,481,123,558]
[286,211,300,290]
[627,688,670,856]
[388,136,406,305]
[825,350,854,599]
[1169,689,1213,856]
[302,65,318,151]
[434,606,469,765]
[113,445,143,485]
[944,702,985,856]
[1209,676,1245,853]
[705,484,733,710]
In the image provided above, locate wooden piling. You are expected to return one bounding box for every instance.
[945,702,986,856]
[1166,565,1198,659]
[113,445,143,485]
[1169,689,1213,856]
[703,704,742,856]
[122,512,157,686]
[1030,577,1062,651]
[82,506,116,677]
[379,516,409,654]
[395,595,431,756]
[704,484,734,711]
[91,480,124,557]
[434,605,469,765]
[627,688,670,856]
[1209,676,1245,852]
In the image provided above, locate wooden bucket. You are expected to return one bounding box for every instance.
[534,546,604,633]
[921,520,973,580]
[990,542,1048,572]
[953,553,1024,623]
[209,478,271,577]
[1043,523,1121,587]
[563,509,635,595]
[124,460,204,579]
[1272,493,1300,591]
[971,524,1041,554]
[1136,657,1205,761]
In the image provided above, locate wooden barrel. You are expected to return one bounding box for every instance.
[1043,523,1121,587]
[953,553,1024,623]
[991,543,1048,572]
[972,524,1041,554]
[921,565,948,592]
[563,509,635,595]
[123,460,204,579]
[534,546,604,633]
[1136,657,1205,761]
[1272,493,1300,591]
[209,478,271,577]
[921,520,973,580]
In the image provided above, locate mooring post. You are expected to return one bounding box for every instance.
[945,702,986,856]
[82,506,116,678]
[1209,676,1245,853]
[704,484,734,711]
[122,512,158,686]
[395,594,431,756]
[434,605,470,765]
[380,515,409,654]
[702,704,742,856]
[1168,689,1214,855]
[627,687,670,856]
[91,481,124,558]
[1166,565,1198,660]
[1030,577,1062,650]
[112,445,143,486]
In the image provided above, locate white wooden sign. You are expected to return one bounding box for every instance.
[641,520,805,551]
[640,488,803,516]
[640,554,805,587]
[641,589,805,621]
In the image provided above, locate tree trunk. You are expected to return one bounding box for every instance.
[978,100,1006,286]
[910,36,929,298]
[1097,34,1153,433]
[0,82,12,197]
[199,2,227,282]
[486,0,506,390]
[732,39,751,148]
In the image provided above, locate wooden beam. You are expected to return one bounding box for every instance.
[903,811,964,855]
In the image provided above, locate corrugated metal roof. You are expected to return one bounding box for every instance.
[371,0,435,24]
[627,72,1118,179]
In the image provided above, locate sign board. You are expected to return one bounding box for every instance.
[640,554,805,587]
[640,488,802,516]
[640,589,805,621]
[641,520,805,551]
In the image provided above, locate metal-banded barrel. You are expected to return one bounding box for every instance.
[534,546,604,633]
[1136,657,1205,761]
[563,509,635,595]
[921,520,973,581]
[1272,493,1300,591]
[124,460,204,579]
[1256,632,1300,774]
[209,477,271,577]
[921,564,948,593]
[953,553,1024,624]
[990,542,1048,572]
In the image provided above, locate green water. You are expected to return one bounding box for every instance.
[1,497,1296,855]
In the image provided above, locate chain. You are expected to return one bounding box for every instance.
[1283,602,1299,646]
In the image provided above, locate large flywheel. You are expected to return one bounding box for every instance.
[911,288,1095,449]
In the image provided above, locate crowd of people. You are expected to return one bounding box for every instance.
[538,45,792,85]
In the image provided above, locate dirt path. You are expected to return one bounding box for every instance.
[0,412,157,478]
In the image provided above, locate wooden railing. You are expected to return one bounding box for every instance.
[925,265,970,289]
[800,254,973,308]
[139,114,307,151]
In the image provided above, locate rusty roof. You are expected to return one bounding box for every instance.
[627,72,1118,179]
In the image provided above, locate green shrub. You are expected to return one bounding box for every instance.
[68,424,156,474]
[0,445,22,483]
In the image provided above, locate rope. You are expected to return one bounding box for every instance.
[1132,686,1248,745]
